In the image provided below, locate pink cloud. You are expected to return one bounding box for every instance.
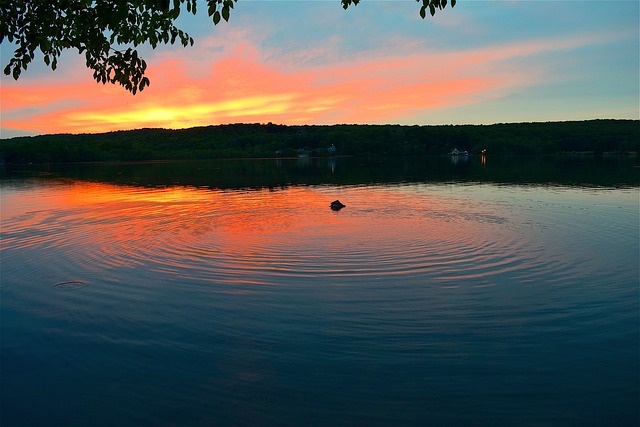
[2,32,601,135]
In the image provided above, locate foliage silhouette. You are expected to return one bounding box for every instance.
[1,120,637,164]
[1,0,455,93]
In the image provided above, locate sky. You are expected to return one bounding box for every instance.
[1,0,638,138]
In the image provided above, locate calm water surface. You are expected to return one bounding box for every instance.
[1,158,638,426]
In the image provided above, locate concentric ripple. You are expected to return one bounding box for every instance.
[4,180,633,296]
[2,178,638,427]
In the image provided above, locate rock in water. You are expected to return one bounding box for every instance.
[330,200,346,210]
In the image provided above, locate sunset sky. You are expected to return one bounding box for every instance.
[1,0,638,138]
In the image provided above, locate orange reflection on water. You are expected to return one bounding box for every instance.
[4,180,455,256]
[35,181,354,253]
[3,178,534,291]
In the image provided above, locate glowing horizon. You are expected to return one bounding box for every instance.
[1,1,638,137]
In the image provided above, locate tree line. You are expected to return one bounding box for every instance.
[1,119,638,164]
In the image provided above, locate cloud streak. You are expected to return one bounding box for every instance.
[0,24,635,135]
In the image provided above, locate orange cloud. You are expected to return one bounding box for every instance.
[1,34,584,135]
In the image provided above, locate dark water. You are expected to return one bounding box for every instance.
[1,156,639,426]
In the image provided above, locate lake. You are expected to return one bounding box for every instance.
[1,156,638,426]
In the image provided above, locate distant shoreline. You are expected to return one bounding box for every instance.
[1,119,638,164]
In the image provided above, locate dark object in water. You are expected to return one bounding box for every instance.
[53,280,86,289]
[330,200,346,210]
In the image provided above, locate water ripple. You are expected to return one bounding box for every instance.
[2,179,638,427]
[2,182,636,299]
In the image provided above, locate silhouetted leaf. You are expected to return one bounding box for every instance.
[0,0,456,94]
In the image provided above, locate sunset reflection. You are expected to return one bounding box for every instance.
[3,171,638,427]
[2,178,534,290]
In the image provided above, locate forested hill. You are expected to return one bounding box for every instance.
[1,119,638,163]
